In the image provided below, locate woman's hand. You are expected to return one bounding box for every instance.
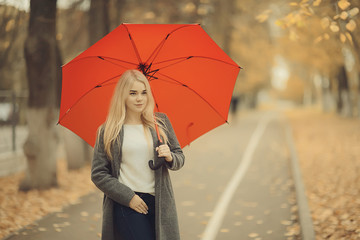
[129,195,148,214]
[156,144,173,162]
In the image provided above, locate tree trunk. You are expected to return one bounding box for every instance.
[62,0,110,170]
[62,128,92,169]
[89,0,110,45]
[336,65,353,117]
[21,0,59,191]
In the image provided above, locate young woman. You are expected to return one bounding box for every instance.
[91,69,185,240]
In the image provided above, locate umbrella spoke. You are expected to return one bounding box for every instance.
[64,55,138,69]
[145,25,196,65]
[123,24,143,64]
[152,55,241,71]
[97,56,139,70]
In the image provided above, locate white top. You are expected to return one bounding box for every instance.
[119,124,155,195]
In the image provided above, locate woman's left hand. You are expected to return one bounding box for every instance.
[156,144,173,162]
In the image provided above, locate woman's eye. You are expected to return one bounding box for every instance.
[142,91,147,95]
[130,92,136,96]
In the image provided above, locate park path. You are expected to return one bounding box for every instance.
[4,110,305,240]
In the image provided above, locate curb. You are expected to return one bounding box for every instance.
[285,122,316,240]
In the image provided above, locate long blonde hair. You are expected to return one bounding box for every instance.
[99,69,167,160]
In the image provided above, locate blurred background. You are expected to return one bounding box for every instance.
[0,0,359,239]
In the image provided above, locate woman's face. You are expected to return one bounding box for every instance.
[125,80,148,115]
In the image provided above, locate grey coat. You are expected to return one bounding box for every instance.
[91,113,185,240]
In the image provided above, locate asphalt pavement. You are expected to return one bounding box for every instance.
[3,110,311,240]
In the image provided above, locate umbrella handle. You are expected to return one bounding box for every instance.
[148,139,166,170]
[148,157,166,170]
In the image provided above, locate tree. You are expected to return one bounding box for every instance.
[0,5,27,91]
[272,0,359,115]
[63,0,111,170]
[89,0,110,45]
[21,0,60,190]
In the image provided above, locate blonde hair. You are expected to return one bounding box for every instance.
[99,69,167,160]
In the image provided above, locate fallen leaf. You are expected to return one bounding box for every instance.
[80,211,89,217]
[246,215,255,220]
[281,220,292,226]
[248,232,259,238]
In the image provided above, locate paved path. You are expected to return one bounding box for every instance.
[4,110,304,240]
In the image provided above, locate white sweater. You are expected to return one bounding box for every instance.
[118,124,155,195]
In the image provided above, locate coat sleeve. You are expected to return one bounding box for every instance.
[91,129,135,206]
[160,113,185,171]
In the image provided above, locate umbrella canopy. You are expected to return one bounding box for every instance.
[59,23,241,148]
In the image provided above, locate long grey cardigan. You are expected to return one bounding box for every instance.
[91,113,185,240]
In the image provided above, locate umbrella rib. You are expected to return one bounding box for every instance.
[62,55,138,68]
[58,74,121,124]
[123,24,143,64]
[153,55,240,70]
[154,72,228,123]
[97,56,139,70]
[145,24,198,65]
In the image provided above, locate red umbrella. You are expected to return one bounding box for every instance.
[59,23,241,150]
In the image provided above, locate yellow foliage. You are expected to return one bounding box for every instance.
[338,0,351,10]
[273,75,305,103]
[346,19,356,32]
[313,0,322,7]
[349,7,359,17]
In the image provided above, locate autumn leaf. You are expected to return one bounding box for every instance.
[256,10,272,23]
[345,32,353,45]
[349,7,359,17]
[313,0,321,7]
[340,11,348,20]
[320,17,330,29]
[338,0,350,10]
[248,233,259,238]
[330,22,340,32]
[340,33,346,43]
[346,20,356,32]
